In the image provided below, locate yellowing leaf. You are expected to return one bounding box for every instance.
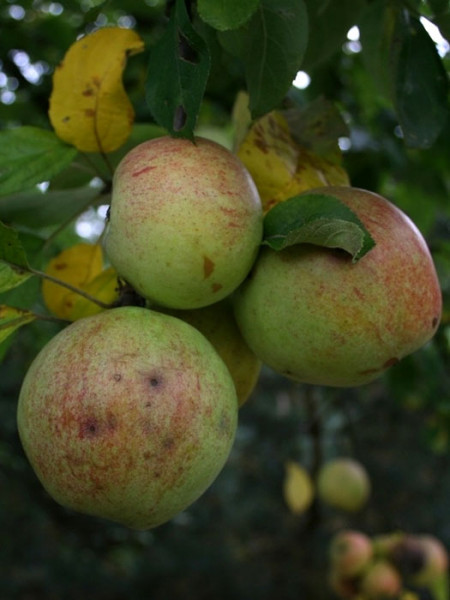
[237,111,350,214]
[70,267,119,320]
[283,461,314,515]
[49,27,144,153]
[42,243,116,320]
[0,305,36,344]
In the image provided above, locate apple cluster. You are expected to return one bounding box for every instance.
[16,135,443,529]
[329,529,449,599]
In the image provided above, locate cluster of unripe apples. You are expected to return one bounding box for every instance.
[329,529,448,599]
[17,135,442,529]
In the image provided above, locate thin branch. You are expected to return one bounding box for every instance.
[29,266,112,309]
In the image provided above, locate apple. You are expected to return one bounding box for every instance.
[360,561,402,599]
[17,306,238,529]
[317,458,370,512]
[233,186,442,387]
[104,135,263,309]
[160,299,261,406]
[330,529,373,576]
[411,535,448,585]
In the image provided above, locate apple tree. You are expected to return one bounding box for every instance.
[1,1,450,599]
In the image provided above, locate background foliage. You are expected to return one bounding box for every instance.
[1,0,450,598]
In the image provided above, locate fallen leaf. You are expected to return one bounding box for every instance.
[49,27,144,153]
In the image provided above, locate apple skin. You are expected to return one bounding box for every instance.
[160,299,262,406]
[234,186,442,387]
[360,561,402,599]
[17,307,238,530]
[317,458,371,512]
[330,530,373,577]
[104,136,263,309]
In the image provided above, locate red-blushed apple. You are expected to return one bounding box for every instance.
[104,135,263,309]
[233,186,442,387]
[317,457,371,512]
[330,529,374,577]
[159,299,262,406]
[17,306,238,529]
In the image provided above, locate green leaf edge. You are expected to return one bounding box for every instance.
[262,193,376,262]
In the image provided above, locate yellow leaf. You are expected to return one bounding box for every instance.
[42,243,107,320]
[0,305,36,344]
[70,267,119,320]
[237,111,350,214]
[283,461,314,515]
[49,27,144,153]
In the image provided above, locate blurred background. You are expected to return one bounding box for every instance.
[1,1,450,598]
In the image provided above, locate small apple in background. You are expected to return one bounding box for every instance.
[233,186,442,387]
[360,560,403,599]
[330,530,374,577]
[317,458,371,512]
[17,306,238,529]
[411,535,448,586]
[104,135,263,309]
[160,299,261,407]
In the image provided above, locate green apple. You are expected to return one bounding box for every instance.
[234,186,442,387]
[330,529,373,576]
[104,135,263,309]
[17,306,238,529]
[160,299,261,406]
[317,458,370,512]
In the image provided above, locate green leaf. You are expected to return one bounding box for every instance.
[435,11,450,40]
[282,97,349,157]
[0,221,31,293]
[359,0,397,100]
[391,12,449,148]
[197,0,261,31]
[0,127,78,196]
[0,186,102,229]
[146,0,211,139]
[427,0,449,15]
[0,305,36,345]
[263,193,376,262]
[219,0,308,118]
[302,0,365,69]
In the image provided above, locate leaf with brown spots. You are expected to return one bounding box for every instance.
[42,243,119,321]
[237,111,350,214]
[49,27,144,153]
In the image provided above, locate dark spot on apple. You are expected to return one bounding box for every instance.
[149,375,161,388]
[163,437,174,450]
[383,357,399,369]
[432,316,439,328]
[113,373,122,381]
[203,256,215,279]
[143,451,151,460]
[80,418,99,438]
